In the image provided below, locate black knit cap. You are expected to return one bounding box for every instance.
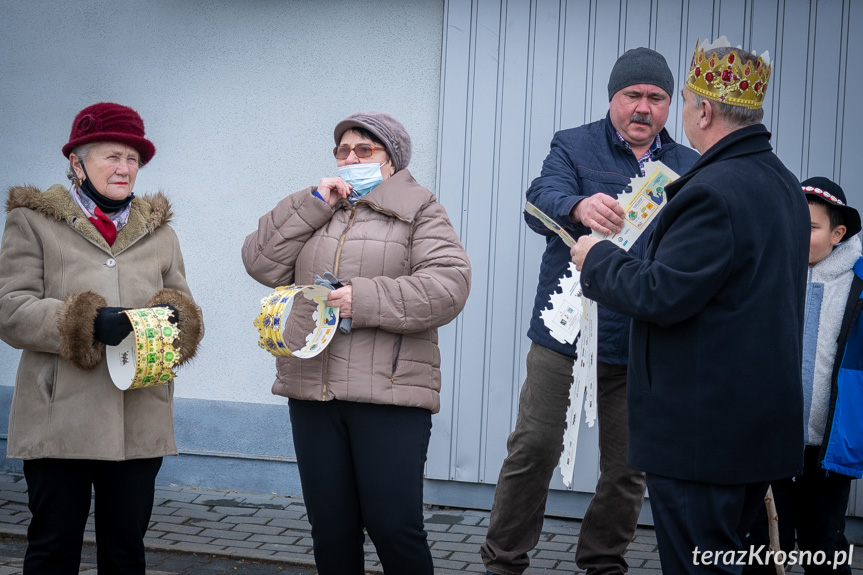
[802,176,861,239]
[607,47,674,101]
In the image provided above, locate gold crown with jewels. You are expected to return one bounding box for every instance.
[686,36,772,109]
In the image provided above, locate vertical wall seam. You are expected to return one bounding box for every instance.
[770,0,785,144]
[448,0,481,481]
[478,0,509,483]
[834,0,849,180]
[801,0,817,178]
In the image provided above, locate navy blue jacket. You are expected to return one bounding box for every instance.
[524,114,698,363]
[822,259,863,478]
[581,124,808,483]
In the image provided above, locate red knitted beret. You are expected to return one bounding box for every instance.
[62,102,156,165]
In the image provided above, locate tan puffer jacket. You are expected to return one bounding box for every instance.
[242,170,471,413]
[0,185,204,460]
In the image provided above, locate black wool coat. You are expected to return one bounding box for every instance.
[581,124,809,484]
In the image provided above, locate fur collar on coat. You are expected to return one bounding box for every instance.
[6,184,172,254]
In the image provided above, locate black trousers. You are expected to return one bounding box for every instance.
[23,457,162,575]
[743,445,853,575]
[646,473,769,575]
[288,399,433,575]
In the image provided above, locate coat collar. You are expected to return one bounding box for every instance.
[6,184,173,254]
[666,124,772,198]
[345,169,435,222]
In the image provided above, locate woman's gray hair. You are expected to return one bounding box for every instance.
[689,46,764,127]
[65,143,96,184]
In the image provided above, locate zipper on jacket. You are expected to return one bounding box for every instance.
[321,348,329,401]
[333,206,358,279]
[323,205,357,400]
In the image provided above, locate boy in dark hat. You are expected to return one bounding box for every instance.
[746,176,862,574]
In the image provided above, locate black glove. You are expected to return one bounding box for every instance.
[154,304,179,325]
[93,307,133,346]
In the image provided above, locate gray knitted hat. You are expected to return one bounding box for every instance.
[607,47,674,100]
[333,111,412,171]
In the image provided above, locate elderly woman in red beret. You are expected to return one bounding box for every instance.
[0,102,203,573]
[243,111,471,574]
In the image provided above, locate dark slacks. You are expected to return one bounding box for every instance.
[646,473,769,575]
[481,342,645,575]
[743,445,852,575]
[288,398,433,575]
[23,457,162,575]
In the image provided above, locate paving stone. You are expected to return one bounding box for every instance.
[173,507,227,521]
[266,518,312,530]
[431,558,468,570]
[150,522,203,535]
[432,541,480,553]
[625,550,660,561]
[252,508,306,519]
[259,542,313,554]
[161,532,220,545]
[427,531,470,543]
[534,548,575,561]
[158,490,201,503]
[445,524,487,536]
[210,538,261,549]
[198,528,250,541]
[161,500,203,511]
[247,534,301,546]
[224,546,278,559]
[148,513,188,524]
[431,548,453,559]
[211,506,260,516]
[535,540,573,552]
[187,520,225,530]
[233,523,285,536]
[217,515,273,525]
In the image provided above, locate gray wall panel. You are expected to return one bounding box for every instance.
[429,0,473,482]
[806,1,844,177]
[773,0,811,173]
[481,0,534,483]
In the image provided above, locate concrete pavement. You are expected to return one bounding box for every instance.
[0,469,858,574]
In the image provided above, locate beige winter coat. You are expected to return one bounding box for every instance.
[242,170,471,413]
[0,185,203,460]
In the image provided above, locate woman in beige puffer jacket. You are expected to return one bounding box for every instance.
[242,111,470,575]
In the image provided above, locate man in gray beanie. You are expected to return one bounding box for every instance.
[481,48,698,575]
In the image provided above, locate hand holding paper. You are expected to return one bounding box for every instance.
[572,236,601,271]
[572,194,625,235]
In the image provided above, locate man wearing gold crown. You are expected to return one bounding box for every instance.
[572,37,809,573]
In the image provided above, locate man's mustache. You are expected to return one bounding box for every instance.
[630,113,653,126]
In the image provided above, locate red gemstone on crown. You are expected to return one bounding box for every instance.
[754,82,762,92]
[695,67,701,77]
[740,80,749,90]
[705,72,714,82]
[722,69,733,83]
[728,53,735,63]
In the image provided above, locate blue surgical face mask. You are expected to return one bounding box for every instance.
[339,161,385,200]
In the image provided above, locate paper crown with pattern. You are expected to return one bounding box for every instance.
[686,36,772,109]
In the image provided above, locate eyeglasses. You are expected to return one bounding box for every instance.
[333,143,386,160]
